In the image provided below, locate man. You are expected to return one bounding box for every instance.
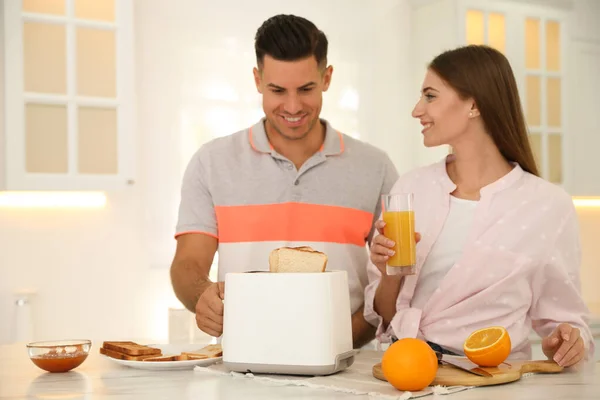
[170,14,398,348]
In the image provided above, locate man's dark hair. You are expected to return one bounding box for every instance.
[254,14,328,70]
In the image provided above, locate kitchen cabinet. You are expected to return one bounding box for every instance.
[566,40,600,196]
[409,0,599,195]
[0,0,135,191]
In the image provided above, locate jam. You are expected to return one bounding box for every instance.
[31,346,88,373]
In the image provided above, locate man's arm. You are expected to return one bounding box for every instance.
[360,153,401,339]
[170,233,218,312]
[351,306,376,349]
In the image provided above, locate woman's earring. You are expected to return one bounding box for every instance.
[469,111,473,117]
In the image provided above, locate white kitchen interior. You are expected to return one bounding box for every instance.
[0,0,599,363]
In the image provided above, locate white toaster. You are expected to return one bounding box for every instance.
[222,270,355,376]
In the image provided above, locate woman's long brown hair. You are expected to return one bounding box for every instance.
[429,45,539,176]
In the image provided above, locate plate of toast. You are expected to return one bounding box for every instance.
[99,341,222,371]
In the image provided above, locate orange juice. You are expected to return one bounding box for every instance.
[383,211,416,267]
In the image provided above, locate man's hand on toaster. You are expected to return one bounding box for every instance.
[195,281,225,337]
[370,219,421,275]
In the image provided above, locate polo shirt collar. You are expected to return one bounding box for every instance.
[248,118,344,156]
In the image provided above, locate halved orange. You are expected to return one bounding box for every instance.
[463,326,511,367]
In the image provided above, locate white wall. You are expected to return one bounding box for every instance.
[366,0,416,174]
[569,0,600,43]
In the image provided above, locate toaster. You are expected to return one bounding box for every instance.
[222,270,355,376]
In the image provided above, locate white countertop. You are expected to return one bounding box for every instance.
[0,342,598,400]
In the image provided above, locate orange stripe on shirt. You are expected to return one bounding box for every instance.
[215,202,373,246]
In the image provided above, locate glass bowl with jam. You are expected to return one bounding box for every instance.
[26,340,92,373]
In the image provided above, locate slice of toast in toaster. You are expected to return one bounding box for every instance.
[181,343,223,359]
[100,346,161,361]
[269,246,327,273]
[102,341,161,356]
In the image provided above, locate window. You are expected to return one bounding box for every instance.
[524,18,563,183]
[466,10,506,53]
[464,6,564,184]
[3,0,134,189]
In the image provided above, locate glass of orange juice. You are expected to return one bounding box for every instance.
[381,193,416,276]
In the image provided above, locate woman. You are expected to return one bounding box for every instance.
[364,45,594,367]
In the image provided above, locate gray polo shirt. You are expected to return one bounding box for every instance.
[176,118,398,313]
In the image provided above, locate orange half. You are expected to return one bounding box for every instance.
[463,326,511,367]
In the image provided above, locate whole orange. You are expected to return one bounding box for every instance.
[463,326,511,367]
[381,338,438,392]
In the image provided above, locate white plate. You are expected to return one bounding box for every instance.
[101,343,222,371]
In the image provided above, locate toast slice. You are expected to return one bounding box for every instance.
[181,344,223,359]
[100,346,161,361]
[269,246,327,273]
[269,249,280,272]
[142,354,211,362]
[142,354,179,362]
[102,341,161,356]
[269,246,313,272]
[183,354,213,360]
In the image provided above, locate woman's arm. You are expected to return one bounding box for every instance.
[374,275,403,327]
[529,206,595,365]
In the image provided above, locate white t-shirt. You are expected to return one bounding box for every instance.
[411,195,478,310]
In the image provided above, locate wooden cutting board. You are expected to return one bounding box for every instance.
[372,359,563,387]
